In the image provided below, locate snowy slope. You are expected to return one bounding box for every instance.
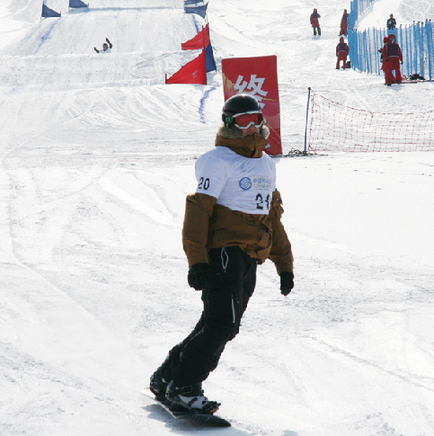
[1,1,434,435]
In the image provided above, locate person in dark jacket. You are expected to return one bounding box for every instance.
[336,37,350,69]
[94,38,112,53]
[149,94,294,414]
[310,8,321,36]
[384,33,403,85]
[339,9,348,36]
[387,14,396,31]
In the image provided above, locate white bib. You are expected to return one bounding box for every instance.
[195,147,276,215]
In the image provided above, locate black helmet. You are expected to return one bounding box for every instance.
[222,94,262,126]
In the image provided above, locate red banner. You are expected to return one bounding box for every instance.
[181,24,210,50]
[222,55,282,156]
[166,50,206,85]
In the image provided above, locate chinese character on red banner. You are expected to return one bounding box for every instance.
[222,55,282,156]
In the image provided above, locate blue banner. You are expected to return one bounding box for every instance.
[184,3,208,19]
[69,0,88,8]
[42,3,61,18]
[205,43,216,72]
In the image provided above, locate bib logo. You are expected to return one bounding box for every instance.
[239,177,252,191]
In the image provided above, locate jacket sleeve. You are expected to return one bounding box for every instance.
[268,189,294,275]
[182,192,217,267]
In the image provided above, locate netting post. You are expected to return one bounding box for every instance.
[304,87,311,153]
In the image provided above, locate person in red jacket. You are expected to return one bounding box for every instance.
[384,33,403,85]
[339,9,348,36]
[379,36,391,84]
[310,9,321,36]
[336,37,349,69]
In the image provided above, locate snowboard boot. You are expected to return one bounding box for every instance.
[165,380,220,414]
[150,367,169,400]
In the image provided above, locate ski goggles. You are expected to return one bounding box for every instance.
[233,112,264,130]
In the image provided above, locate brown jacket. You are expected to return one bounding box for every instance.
[182,125,293,275]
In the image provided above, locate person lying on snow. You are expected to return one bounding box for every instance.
[94,38,112,53]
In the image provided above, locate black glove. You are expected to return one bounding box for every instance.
[187,263,209,290]
[94,47,99,53]
[280,272,294,296]
[401,60,403,64]
[106,38,112,48]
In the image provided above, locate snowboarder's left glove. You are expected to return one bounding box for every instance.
[280,272,294,296]
[188,263,209,290]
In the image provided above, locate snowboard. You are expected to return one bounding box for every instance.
[142,391,231,427]
[400,79,434,84]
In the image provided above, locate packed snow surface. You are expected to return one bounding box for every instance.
[1,0,434,435]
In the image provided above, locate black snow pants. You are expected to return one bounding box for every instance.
[160,246,257,388]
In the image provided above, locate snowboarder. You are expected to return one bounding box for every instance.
[94,38,112,53]
[336,37,349,69]
[387,14,396,31]
[149,94,294,414]
[310,9,321,36]
[384,33,403,85]
[339,9,348,36]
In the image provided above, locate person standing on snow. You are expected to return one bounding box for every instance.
[336,37,349,69]
[379,36,391,84]
[339,9,348,36]
[310,8,321,36]
[384,33,403,85]
[149,94,294,414]
[94,38,112,53]
[387,14,396,31]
